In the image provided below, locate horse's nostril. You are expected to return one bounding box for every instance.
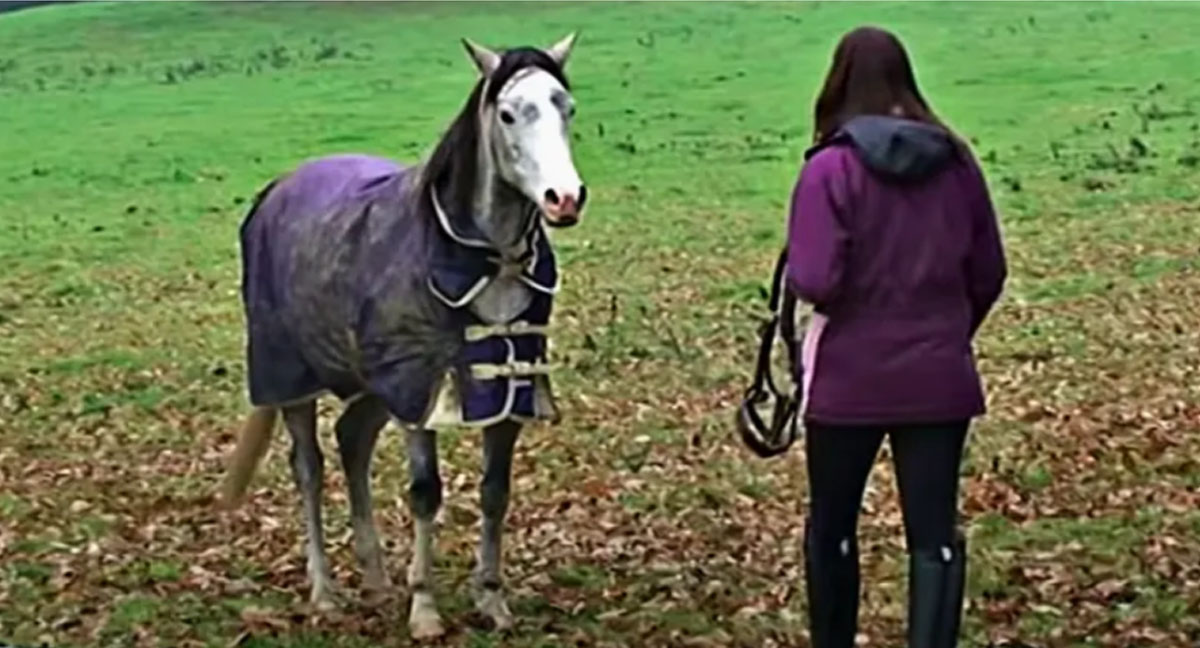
[577,185,588,209]
[544,189,560,205]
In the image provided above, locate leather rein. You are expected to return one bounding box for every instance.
[736,247,805,458]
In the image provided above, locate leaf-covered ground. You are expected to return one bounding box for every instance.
[1,2,1198,647]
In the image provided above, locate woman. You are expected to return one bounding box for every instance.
[787,26,1007,648]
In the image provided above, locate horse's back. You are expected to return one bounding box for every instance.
[239,152,420,407]
[259,153,409,221]
[240,152,414,290]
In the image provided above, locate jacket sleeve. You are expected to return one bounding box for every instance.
[963,159,1007,336]
[786,154,850,306]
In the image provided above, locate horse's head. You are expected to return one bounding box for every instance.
[463,34,586,228]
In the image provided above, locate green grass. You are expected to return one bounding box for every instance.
[2,1,1199,646]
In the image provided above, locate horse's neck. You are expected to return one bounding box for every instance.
[440,171,531,256]
[475,173,533,256]
[434,167,537,323]
[471,177,536,323]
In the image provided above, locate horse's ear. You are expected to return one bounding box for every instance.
[545,31,578,67]
[462,38,500,77]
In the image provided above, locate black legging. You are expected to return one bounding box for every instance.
[805,421,968,553]
[803,421,970,648]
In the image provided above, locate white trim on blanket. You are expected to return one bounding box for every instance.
[260,389,332,409]
[427,275,492,308]
[518,228,560,294]
[431,187,492,248]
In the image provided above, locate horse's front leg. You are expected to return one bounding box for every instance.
[405,428,445,639]
[474,419,521,630]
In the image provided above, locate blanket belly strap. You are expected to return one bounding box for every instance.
[465,321,550,342]
[471,359,551,380]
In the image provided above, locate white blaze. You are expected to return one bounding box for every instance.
[490,68,582,217]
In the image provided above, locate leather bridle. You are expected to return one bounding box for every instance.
[736,247,805,458]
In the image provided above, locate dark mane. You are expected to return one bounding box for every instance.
[418,47,570,218]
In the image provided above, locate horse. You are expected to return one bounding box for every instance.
[216,33,586,639]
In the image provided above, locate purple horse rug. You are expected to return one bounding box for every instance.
[239,154,559,428]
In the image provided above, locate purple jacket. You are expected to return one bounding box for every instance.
[787,116,1007,426]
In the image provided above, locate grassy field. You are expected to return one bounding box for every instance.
[1,1,1199,646]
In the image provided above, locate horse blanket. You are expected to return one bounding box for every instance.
[239,154,560,428]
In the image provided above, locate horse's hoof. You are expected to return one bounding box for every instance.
[311,590,341,613]
[410,592,446,640]
[409,612,446,640]
[474,588,515,631]
[363,568,393,593]
[361,584,390,608]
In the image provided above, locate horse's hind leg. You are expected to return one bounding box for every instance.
[282,400,337,610]
[335,395,391,595]
[474,420,521,630]
[406,428,445,639]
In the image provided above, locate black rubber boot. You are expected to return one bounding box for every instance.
[907,532,966,648]
[804,519,860,648]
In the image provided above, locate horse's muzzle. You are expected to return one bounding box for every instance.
[544,212,579,228]
[542,185,586,227]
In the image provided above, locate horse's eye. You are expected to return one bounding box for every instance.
[499,110,516,125]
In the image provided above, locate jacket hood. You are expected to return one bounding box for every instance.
[808,115,958,181]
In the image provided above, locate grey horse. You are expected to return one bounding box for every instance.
[217,34,586,639]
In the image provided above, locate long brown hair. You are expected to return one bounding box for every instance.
[813,26,948,144]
